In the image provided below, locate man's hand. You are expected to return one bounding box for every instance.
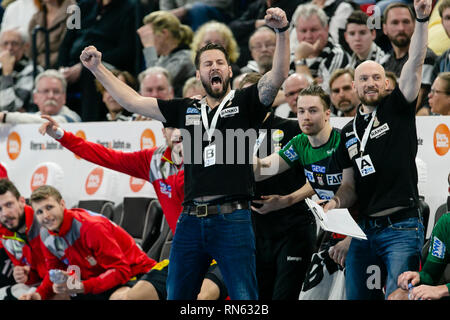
[137,25,155,48]
[323,198,337,213]
[60,63,82,84]
[295,39,322,60]
[80,46,102,72]
[13,265,30,284]
[251,195,288,214]
[414,0,432,19]
[52,270,84,295]
[39,115,63,139]
[0,50,15,75]
[329,237,351,267]
[264,7,288,30]
[397,271,420,290]
[409,284,449,300]
[19,292,42,300]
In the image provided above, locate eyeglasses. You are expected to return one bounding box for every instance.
[429,88,449,96]
[250,42,276,51]
[36,89,64,96]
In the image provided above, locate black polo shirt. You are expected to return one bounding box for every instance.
[335,85,419,217]
[158,84,270,204]
[252,112,311,237]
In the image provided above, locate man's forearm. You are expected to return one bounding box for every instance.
[334,182,357,209]
[284,183,315,207]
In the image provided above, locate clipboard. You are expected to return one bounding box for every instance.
[305,198,367,240]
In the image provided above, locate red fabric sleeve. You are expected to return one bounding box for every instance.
[58,131,154,181]
[81,222,132,295]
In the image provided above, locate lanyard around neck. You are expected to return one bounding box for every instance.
[353,107,377,156]
[200,90,235,143]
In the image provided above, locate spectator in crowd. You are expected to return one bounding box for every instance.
[393,210,450,300]
[0,69,80,123]
[308,0,356,49]
[137,10,195,98]
[182,76,206,98]
[95,69,136,121]
[323,0,431,299]
[292,3,350,93]
[382,2,437,113]
[344,10,386,68]
[58,0,139,121]
[329,68,360,117]
[428,0,450,56]
[132,66,174,120]
[230,0,303,67]
[0,179,50,300]
[241,26,276,75]
[1,0,37,35]
[21,185,157,300]
[0,28,41,112]
[431,0,450,82]
[275,72,312,119]
[428,72,450,115]
[28,0,76,69]
[159,0,234,31]
[190,21,241,80]
[239,72,316,300]
[79,7,291,300]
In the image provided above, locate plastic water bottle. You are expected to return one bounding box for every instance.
[49,269,67,284]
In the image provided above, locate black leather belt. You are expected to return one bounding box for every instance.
[366,207,420,228]
[183,200,250,217]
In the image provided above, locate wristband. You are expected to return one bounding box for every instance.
[274,25,289,33]
[416,16,429,23]
[2,112,7,123]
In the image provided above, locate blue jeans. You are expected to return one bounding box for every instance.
[167,209,258,300]
[345,214,424,300]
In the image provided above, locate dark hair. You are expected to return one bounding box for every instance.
[383,3,415,23]
[437,72,450,93]
[194,43,230,69]
[239,72,262,89]
[439,0,450,18]
[298,85,331,111]
[329,68,355,90]
[0,179,20,199]
[345,10,369,30]
[30,185,62,203]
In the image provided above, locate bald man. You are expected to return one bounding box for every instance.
[323,0,431,300]
[275,73,312,118]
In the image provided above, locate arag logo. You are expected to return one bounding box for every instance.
[85,167,104,195]
[140,129,156,150]
[129,176,146,193]
[74,130,86,159]
[30,165,48,191]
[433,124,450,156]
[7,132,21,160]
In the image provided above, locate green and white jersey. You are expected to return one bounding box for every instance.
[420,213,450,293]
[278,128,342,200]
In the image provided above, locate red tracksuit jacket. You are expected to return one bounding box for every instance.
[58,131,184,233]
[37,208,156,299]
[0,205,47,285]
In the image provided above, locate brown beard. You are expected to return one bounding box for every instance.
[201,75,231,99]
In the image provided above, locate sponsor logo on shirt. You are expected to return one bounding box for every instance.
[317,175,324,186]
[431,236,446,259]
[346,131,355,137]
[345,137,358,149]
[185,114,201,126]
[311,164,326,173]
[159,181,172,198]
[186,107,200,114]
[370,123,389,139]
[283,146,299,162]
[304,169,315,183]
[85,255,97,266]
[220,106,239,118]
[315,189,334,200]
[326,173,342,185]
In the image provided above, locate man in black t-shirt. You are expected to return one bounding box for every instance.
[323,0,432,300]
[79,7,291,300]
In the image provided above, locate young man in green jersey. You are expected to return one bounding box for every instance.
[253,84,352,267]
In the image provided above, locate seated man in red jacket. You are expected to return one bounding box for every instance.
[0,179,49,300]
[21,185,157,300]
